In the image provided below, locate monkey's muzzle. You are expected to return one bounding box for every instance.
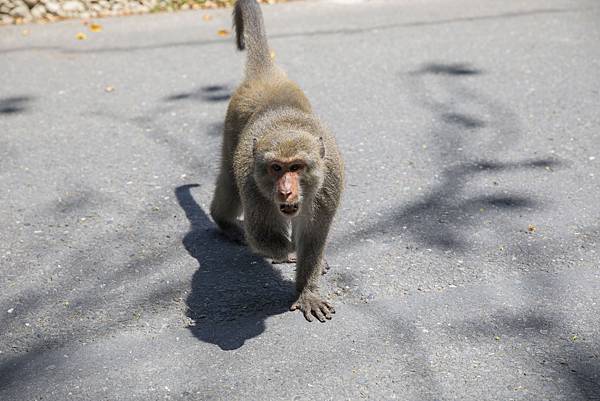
[279,202,299,217]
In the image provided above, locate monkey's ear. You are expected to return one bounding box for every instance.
[318,137,325,159]
[252,137,258,157]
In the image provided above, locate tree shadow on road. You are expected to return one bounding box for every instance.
[175,184,295,350]
[341,62,563,252]
[0,95,33,115]
[447,294,600,399]
[414,62,484,76]
[163,85,232,103]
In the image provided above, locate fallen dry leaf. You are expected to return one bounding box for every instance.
[76,32,87,40]
[202,14,213,21]
[217,29,230,37]
[89,23,103,33]
[527,224,536,233]
[104,85,115,93]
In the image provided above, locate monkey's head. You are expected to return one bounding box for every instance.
[253,132,326,218]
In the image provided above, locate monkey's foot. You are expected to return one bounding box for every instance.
[290,290,335,322]
[321,259,330,275]
[271,252,297,264]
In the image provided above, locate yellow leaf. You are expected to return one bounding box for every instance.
[270,50,276,60]
[89,23,103,33]
[202,14,213,21]
[217,29,230,37]
[76,32,87,40]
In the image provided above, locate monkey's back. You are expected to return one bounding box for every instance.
[232,79,342,207]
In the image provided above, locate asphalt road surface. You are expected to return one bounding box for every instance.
[1,0,599,399]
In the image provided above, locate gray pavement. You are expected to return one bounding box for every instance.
[1,0,600,399]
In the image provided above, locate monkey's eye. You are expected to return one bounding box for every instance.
[289,164,303,172]
[271,163,282,172]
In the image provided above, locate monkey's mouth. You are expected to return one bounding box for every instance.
[279,203,300,216]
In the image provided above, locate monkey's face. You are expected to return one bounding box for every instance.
[253,136,325,218]
[268,159,305,217]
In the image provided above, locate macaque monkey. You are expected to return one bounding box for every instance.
[210,0,344,322]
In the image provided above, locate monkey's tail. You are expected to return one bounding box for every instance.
[233,0,273,78]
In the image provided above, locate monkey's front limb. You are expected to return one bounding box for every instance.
[217,220,246,245]
[243,201,294,261]
[271,223,300,264]
[291,214,335,322]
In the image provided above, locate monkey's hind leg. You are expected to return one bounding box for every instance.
[210,168,245,244]
[321,259,330,275]
[271,252,297,264]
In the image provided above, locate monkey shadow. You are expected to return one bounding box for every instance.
[175,184,295,351]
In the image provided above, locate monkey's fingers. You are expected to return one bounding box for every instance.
[290,301,315,322]
[319,301,335,320]
[323,300,335,314]
[297,305,314,322]
[313,308,326,322]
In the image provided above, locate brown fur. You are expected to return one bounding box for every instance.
[210,0,344,322]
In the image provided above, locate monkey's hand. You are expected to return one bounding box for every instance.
[290,290,335,322]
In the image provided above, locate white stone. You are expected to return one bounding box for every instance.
[61,0,84,12]
[10,5,32,18]
[44,0,60,14]
[30,3,47,18]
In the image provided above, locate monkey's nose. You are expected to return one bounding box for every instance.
[279,190,293,201]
